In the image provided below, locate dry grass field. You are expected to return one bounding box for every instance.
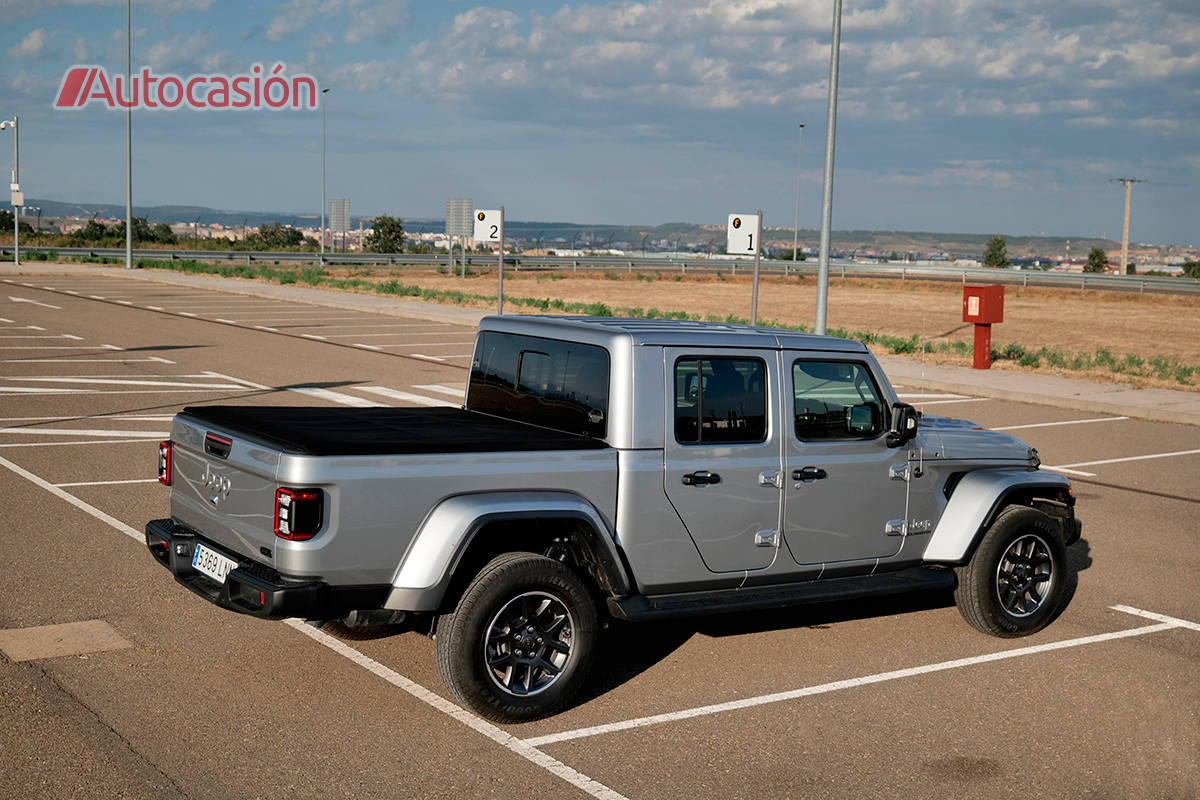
[325,267,1198,390]
[86,256,1200,390]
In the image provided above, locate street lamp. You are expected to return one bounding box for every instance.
[320,88,330,256]
[814,0,844,336]
[1,116,18,267]
[791,123,805,275]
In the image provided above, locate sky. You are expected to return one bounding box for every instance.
[1,0,1198,244]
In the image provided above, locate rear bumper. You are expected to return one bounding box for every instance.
[145,518,389,621]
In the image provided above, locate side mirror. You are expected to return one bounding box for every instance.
[886,402,919,447]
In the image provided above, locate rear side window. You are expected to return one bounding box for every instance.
[467,331,609,438]
[675,357,767,444]
[792,360,885,440]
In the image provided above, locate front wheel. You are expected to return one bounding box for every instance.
[954,506,1069,638]
[435,552,597,722]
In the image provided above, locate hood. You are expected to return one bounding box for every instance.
[919,414,1038,465]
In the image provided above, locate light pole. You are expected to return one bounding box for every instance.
[791,123,805,274]
[1110,177,1146,275]
[124,0,132,269]
[1,116,18,267]
[814,0,843,336]
[29,206,41,246]
[320,88,329,256]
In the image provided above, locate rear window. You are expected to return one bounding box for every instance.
[467,331,610,438]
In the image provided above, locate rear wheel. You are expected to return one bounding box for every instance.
[955,506,1069,637]
[435,552,597,721]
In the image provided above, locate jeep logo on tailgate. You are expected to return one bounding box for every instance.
[201,464,232,506]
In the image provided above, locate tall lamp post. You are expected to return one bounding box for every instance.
[1,116,18,267]
[320,88,330,257]
[124,0,133,269]
[814,0,843,335]
[29,206,41,247]
[791,123,805,275]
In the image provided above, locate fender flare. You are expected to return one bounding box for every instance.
[922,468,1072,564]
[383,491,630,612]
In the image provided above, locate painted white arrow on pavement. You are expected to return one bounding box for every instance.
[8,296,62,309]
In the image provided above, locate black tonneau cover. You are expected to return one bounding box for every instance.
[179,406,610,456]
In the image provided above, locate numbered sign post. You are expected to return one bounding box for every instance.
[727,211,763,324]
[474,207,505,314]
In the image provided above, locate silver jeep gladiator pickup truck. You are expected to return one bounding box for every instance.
[146,316,1080,720]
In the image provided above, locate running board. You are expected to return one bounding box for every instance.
[608,567,957,622]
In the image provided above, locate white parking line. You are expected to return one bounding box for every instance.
[0,357,176,364]
[54,478,161,487]
[0,428,168,438]
[993,416,1128,432]
[1112,605,1200,633]
[0,334,83,339]
[0,377,245,389]
[1049,448,1200,471]
[301,334,327,340]
[289,387,387,407]
[322,332,473,339]
[896,393,968,400]
[522,614,1188,748]
[0,438,156,448]
[355,386,454,407]
[910,398,989,406]
[1041,466,1097,477]
[285,621,630,800]
[413,384,465,398]
[411,354,447,362]
[374,341,476,348]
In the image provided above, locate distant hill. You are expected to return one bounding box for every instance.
[26,197,1127,258]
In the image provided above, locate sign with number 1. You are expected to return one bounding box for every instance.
[726,213,757,255]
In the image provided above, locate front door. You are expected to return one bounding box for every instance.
[781,354,908,566]
[663,349,783,573]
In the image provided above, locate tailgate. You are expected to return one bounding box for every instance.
[168,412,283,567]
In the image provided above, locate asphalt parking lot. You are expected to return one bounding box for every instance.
[1,271,1196,799]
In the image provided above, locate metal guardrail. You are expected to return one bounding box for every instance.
[3,245,1198,295]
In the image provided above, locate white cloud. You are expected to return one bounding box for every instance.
[7,28,49,60]
[146,29,215,71]
[345,0,410,44]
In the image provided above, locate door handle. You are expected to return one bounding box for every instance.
[682,471,722,486]
[792,466,828,482]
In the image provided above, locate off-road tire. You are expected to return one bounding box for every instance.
[435,552,597,722]
[955,505,1069,638]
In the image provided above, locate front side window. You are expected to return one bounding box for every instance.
[468,331,609,438]
[675,357,767,444]
[792,360,885,441]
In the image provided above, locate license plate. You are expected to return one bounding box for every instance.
[192,542,238,584]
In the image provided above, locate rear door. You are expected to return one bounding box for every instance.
[663,349,783,573]
[780,355,908,567]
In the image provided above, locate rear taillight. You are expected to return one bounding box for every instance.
[274,488,323,540]
[158,441,172,485]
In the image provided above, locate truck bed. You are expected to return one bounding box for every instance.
[179,405,610,456]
